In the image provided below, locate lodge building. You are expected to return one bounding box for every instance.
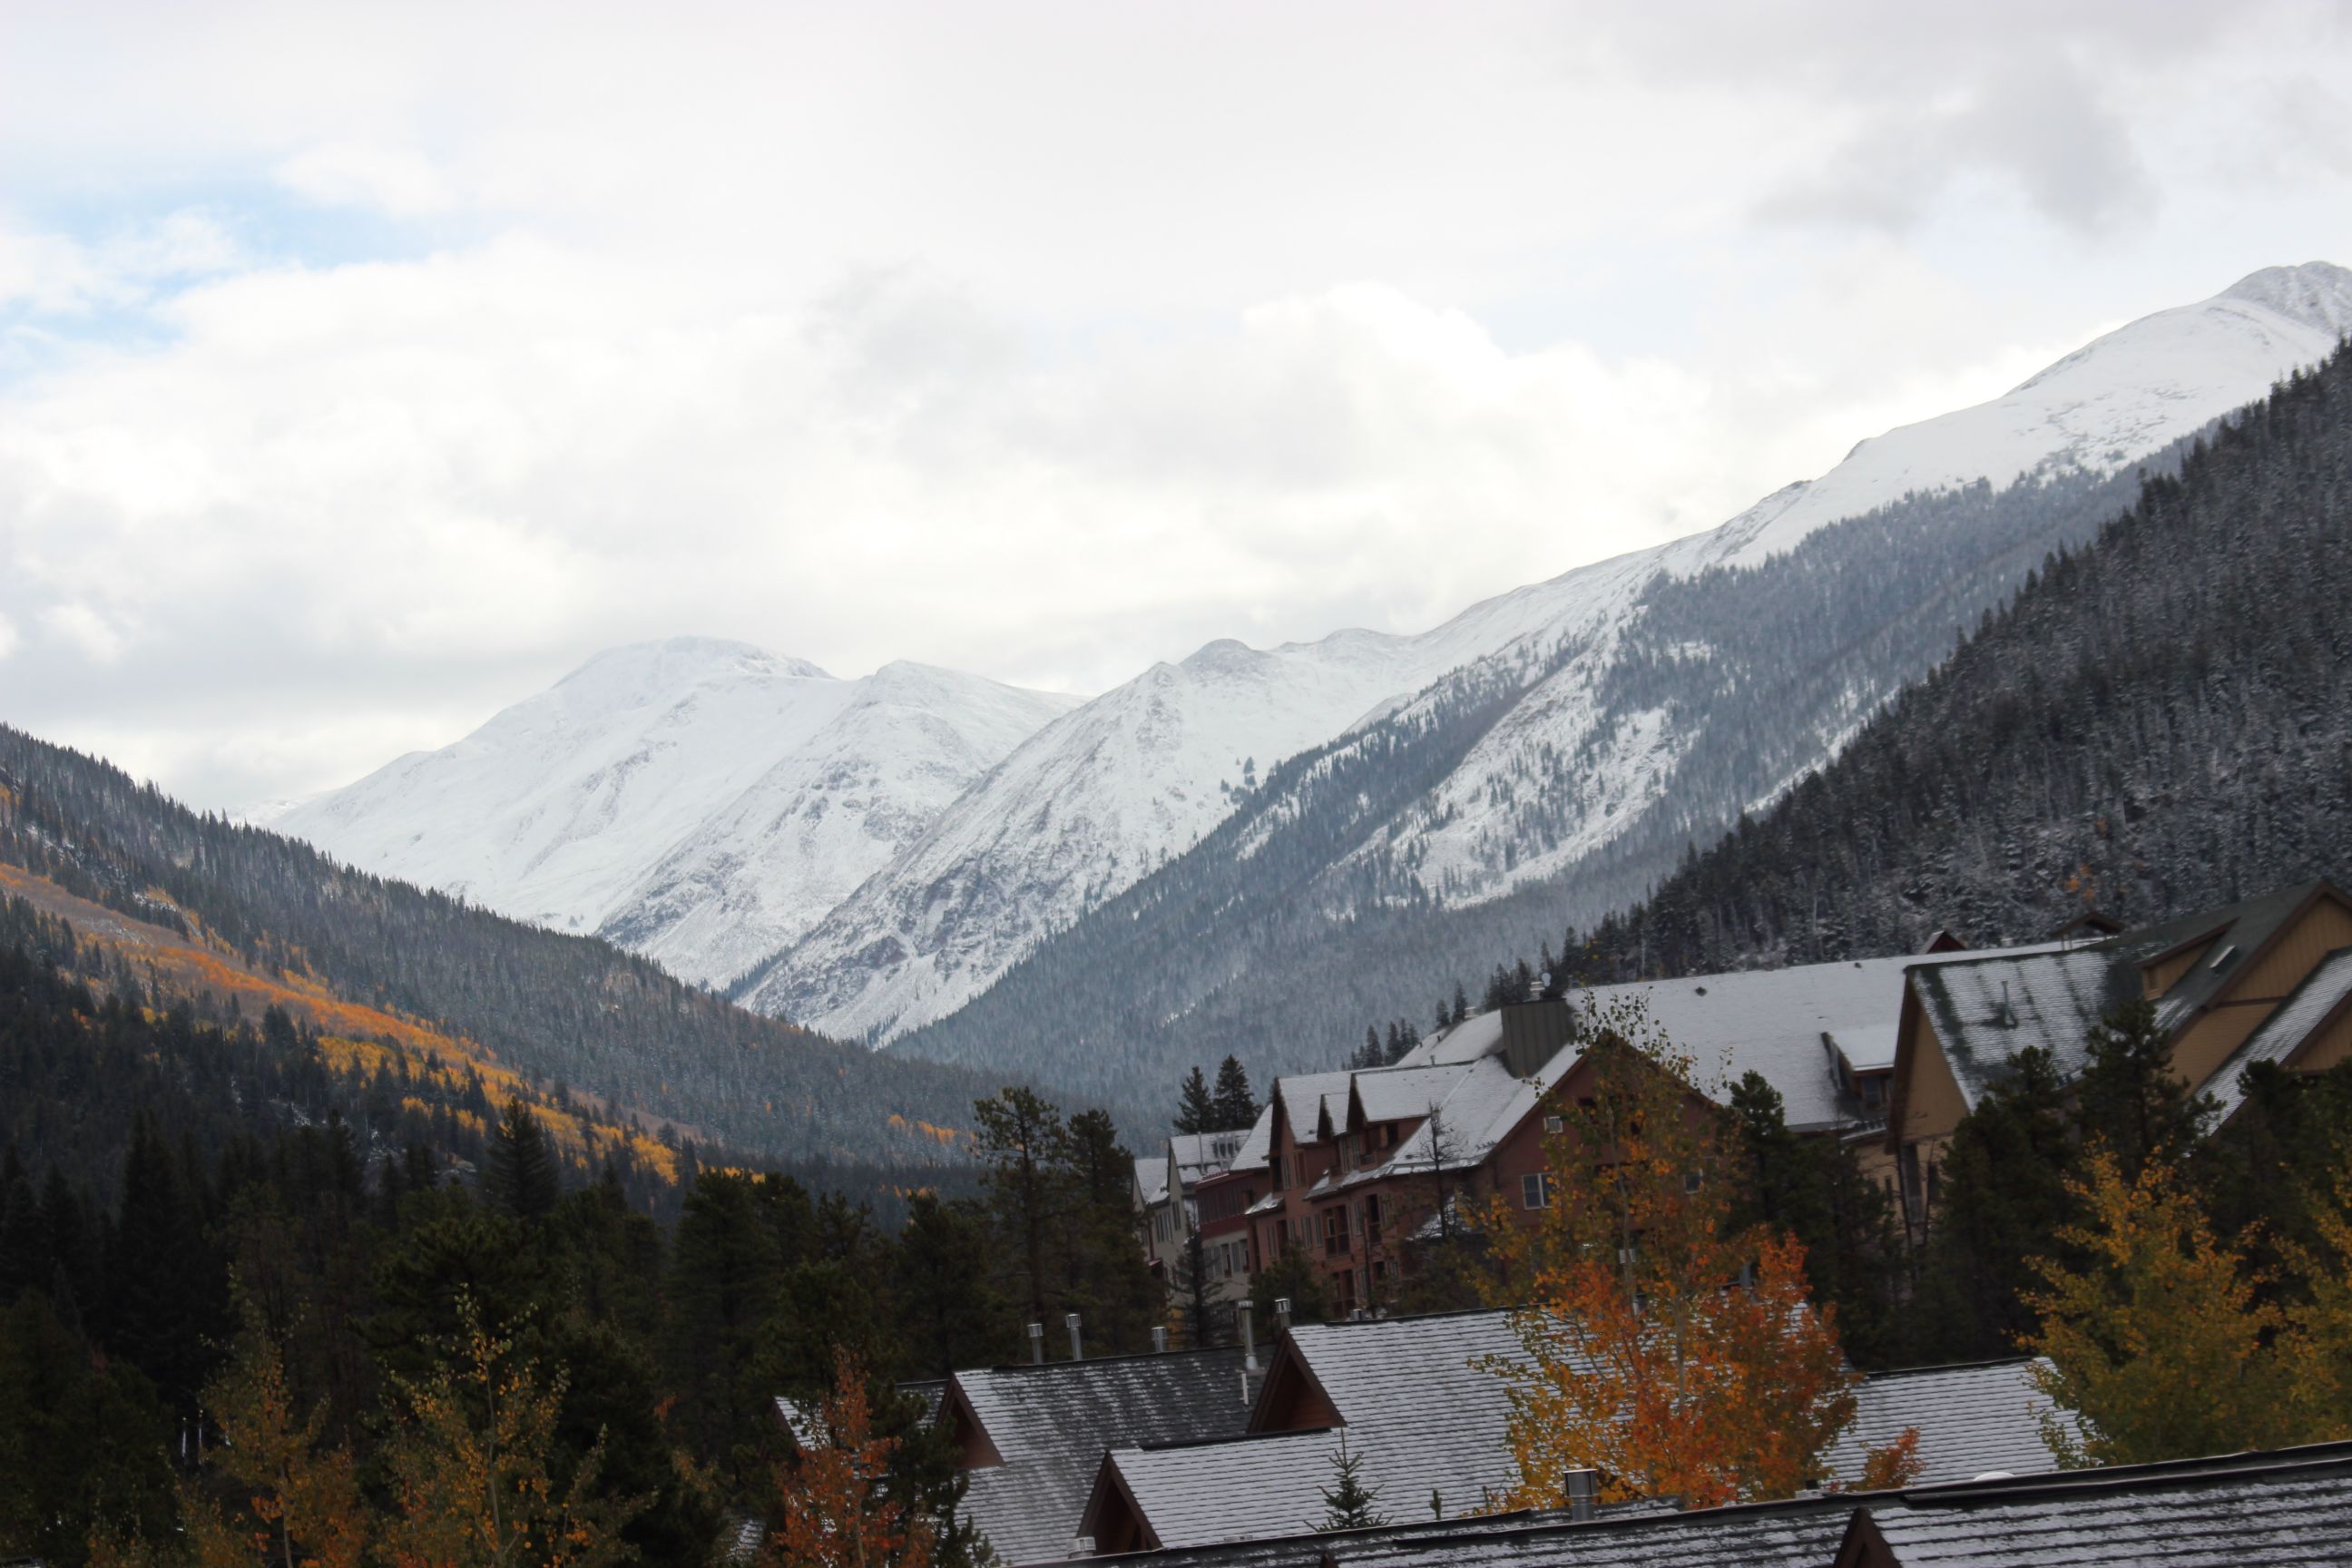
[1142,877,2352,1312]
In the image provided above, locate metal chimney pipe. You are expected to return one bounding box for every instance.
[1239,1298,1258,1373]
[1066,1311,1083,1361]
[1565,1467,1598,1523]
[1152,1325,1168,1354]
[1275,1297,1292,1334]
[1027,1321,1044,1365]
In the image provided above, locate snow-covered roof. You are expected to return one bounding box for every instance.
[1394,943,2075,1133]
[1270,1071,1355,1147]
[1376,1056,1540,1176]
[1396,1008,1504,1068]
[2202,946,2352,1124]
[1224,1105,1273,1174]
[1905,947,2132,1113]
[1347,1062,1483,1126]
[1134,1156,1171,1208]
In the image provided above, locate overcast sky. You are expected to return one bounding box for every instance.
[5,0,2351,809]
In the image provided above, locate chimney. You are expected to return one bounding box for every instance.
[1152,1325,1168,1354]
[1239,1298,1258,1373]
[1066,1312,1084,1362]
[1027,1321,1044,1365]
[1275,1297,1292,1335]
[1565,1467,1598,1523]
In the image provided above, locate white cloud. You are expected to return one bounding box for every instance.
[0,1,2347,809]
[274,141,455,217]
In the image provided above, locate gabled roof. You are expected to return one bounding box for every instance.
[1269,1072,1353,1148]
[1906,946,2137,1113]
[1215,1105,1272,1177]
[946,1348,1252,1564]
[1168,1129,1250,1185]
[1080,1309,2067,1556]
[1839,1440,2352,1566]
[1374,1056,1539,1177]
[1134,1156,1171,1209]
[2202,946,2352,1124]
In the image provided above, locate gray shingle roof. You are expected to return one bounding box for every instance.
[951,1348,1254,1563]
[1826,1359,2063,1485]
[1059,1445,2352,1566]
[1090,1312,2066,1553]
[2202,946,2352,1123]
[1063,1490,1853,1566]
[1850,1443,2352,1564]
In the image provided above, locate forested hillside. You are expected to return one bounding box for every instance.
[1544,341,2352,983]
[0,729,1003,1165]
[885,438,2202,1105]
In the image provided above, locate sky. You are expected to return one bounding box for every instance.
[4,0,2351,810]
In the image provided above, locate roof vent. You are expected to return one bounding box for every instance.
[1564,1467,1599,1523]
[1996,981,2018,1029]
[2210,944,2241,973]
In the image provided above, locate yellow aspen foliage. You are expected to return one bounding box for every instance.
[761,1348,935,1568]
[1474,996,1913,1509]
[2274,1156,2352,1444]
[380,1295,643,1568]
[2024,1145,2298,1466]
[179,1309,367,1568]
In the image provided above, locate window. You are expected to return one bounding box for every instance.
[1272,1156,1288,1192]
[1363,1194,1383,1241]
[1683,1171,1703,1195]
[1322,1206,1352,1256]
[1543,1114,1564,1134]
[1521,1172,1554,1209]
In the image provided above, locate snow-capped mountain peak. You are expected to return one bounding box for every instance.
[272,642,1080,983]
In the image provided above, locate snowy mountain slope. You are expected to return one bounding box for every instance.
[270,638,1079,984]
[750,260,2352,1043]
[600,660,1086,987]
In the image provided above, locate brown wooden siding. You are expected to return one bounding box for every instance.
[2173,897,2352,1087]
[2142,936,2217,998]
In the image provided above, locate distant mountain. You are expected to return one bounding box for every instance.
[0,724,999,1165]
[270,638,1081,989]
[883,315,2352,1108]
[1481,334,2352,991]
[749,261,2352,1044]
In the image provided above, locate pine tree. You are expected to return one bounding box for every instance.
[1316,1433,1387,1531]
[1174,1067,1217,1135]
[485,1099,562,1223]
[1210,1057,1256,1132]
[2075,1000,2200,1181]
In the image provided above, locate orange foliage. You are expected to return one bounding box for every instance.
[763,1350,935,1568]
[1475,995,1914,1508]
[0,862,678,1184]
